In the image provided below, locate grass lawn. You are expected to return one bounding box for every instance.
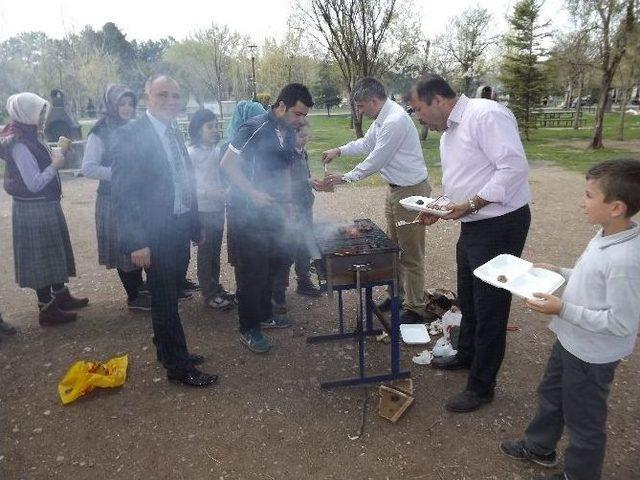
[306,111,640,187]
[2,111,639,181]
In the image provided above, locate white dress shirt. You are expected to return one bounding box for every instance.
[339,98,428,186]
[440,95,531,222]
[146,111,190,215]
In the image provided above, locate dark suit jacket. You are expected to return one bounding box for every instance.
[111,115,200,255]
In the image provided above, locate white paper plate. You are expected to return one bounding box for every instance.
[400,324,431,344]
[399,196,453,217]
[473,254,565,300]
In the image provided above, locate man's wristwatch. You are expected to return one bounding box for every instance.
[468,198,479,214]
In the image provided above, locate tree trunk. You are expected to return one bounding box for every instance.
[564,84,573,108]
[573,79,583,130]
[590,71,615,149]
[349,98,363,137]
[617,88,628,141]
[420,125,429,141]
[326,105,331,117]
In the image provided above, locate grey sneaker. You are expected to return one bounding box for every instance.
[260,314,292,329]
[499,439,558,468]
[206,294,233,310]
[239,328,272,353]
[127,293,152,311]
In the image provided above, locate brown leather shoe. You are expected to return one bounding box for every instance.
[39,302,77,326]
[54,288,89,311]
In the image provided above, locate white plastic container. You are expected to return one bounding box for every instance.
[473,254,565,300]
[400,324,431,344]
[399,196,453,217]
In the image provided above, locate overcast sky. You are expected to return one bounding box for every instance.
[0,0,570,43]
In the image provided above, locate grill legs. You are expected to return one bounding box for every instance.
[307,281,411,389]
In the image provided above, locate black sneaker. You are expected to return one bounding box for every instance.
[0,316,17,335]
[296,279,322,297]
[183,279,200,293]
[178,290,193,301]
[499,439,558,468]
[127,293,152,311]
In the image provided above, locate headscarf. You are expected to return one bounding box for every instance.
[225,100,266,140]
[5,92,49,126]
[90,83,136,135]
[1,93,49,143]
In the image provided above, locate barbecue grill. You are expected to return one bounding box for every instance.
[308,219,410,389]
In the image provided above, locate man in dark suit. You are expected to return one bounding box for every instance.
[111,74,217,387]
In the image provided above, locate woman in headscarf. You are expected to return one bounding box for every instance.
[80,84,148,311]
[220,100,267,155]
[1,92,88,326]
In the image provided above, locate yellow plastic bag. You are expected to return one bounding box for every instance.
[58,355,129,405]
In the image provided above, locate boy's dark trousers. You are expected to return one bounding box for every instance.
[524,340,619,480]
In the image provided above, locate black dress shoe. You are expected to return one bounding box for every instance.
[167,369,218,387]
[376,297,403,312]
[399,309,424,323]
[431,355,471,370]
[445,389,494,413]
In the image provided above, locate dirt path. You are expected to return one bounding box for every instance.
[1,166,638,480]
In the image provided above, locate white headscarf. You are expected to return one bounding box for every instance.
[6,92,49,126]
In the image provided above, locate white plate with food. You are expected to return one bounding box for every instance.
[399,196,453,217]
[400,323,431,345]
[473,254,565,300]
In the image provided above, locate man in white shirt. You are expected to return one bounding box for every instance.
[410,74,532,413]
[322,77,431,324]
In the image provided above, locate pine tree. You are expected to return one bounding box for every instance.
[500,0,550,141]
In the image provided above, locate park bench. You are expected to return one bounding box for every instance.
[532,110,586,128]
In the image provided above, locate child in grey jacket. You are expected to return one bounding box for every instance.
[500,159,640,480]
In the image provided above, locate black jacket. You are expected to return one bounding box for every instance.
[111,115,200,255]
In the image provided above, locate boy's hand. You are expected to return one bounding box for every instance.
[533,263,560,273]
[526,293,563,315]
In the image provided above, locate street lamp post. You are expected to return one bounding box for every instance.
[248,44,257,101]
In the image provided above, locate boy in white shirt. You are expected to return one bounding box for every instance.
[500,159,640,480]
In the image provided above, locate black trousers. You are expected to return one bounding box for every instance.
[456,205,531,395]
[234,223,289,333]
[148,213,193,374]
[117,268,143,301]
[525,341,618,480]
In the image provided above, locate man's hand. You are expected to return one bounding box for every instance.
[310,178,334,192]
[323,173,346,188]
[442,201,471,220]
[526,293,563,315]
[417,212,440,226]
[321,148,341,164]
[131,247,151,268]
[533,263,560,274]
[249,189,274,207]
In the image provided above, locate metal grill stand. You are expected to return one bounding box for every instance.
[308,220,410,389]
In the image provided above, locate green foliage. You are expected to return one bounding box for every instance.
[312,60,343,116]
[500,0,550,140]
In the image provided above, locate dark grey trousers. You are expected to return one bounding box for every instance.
[197,211,225,300]
[525,340,619,480]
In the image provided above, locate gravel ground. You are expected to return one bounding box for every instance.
[0,165,638,480]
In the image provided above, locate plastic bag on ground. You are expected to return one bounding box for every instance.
[58,355,129,405]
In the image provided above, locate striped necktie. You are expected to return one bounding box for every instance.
[165,126,191,211]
